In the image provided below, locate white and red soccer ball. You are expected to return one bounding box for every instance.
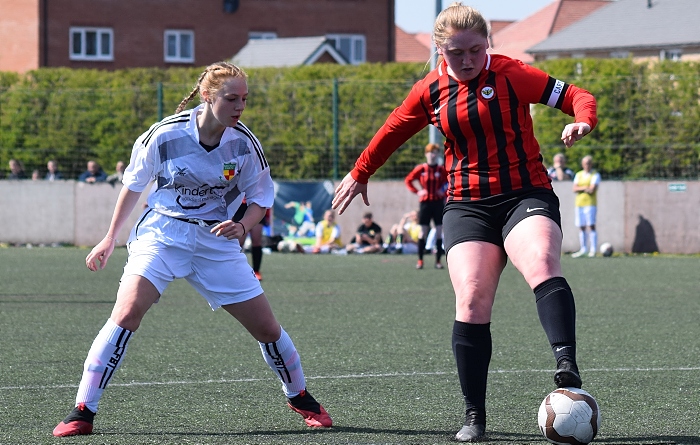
[538,387,601,445]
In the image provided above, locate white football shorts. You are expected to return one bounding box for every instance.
[122,210,263,310]
[574,205,597,228]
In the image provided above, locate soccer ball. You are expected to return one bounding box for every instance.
[277,240,296,253]
[600,242,613,257]
[538,387,601,445]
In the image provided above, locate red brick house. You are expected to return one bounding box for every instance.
[490,0,611,63]
[0,0,395,73]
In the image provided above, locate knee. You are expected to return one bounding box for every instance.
[455,295,492,323]
[255,324,282,343]
[454,282,493,322]
[520,250,561,287]
[109,309,143,332]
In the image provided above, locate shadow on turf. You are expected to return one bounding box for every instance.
[596,436,698,445]
[0,297,115,304]
[101,427,548,443]
[100,429,699,444]
[104,426,449,437]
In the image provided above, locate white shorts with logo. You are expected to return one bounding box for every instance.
[122,210,263,310]
[574,205,597,228]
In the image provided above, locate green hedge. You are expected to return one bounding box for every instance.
[1,60,699,180]
[533,59,700,178]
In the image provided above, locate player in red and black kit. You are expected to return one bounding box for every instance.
[405,143,448,269]
[333,3,596,442]
[234,198,272,281]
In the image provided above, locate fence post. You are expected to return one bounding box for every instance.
[332,78,339,180]
[157,82,163,121]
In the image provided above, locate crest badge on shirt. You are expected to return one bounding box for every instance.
[222,162,237,181]
[480,85,496,101]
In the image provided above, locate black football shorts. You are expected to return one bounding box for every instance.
[442,188,561,253]
[418,199,445,226]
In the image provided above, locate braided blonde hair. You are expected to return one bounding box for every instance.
[175,62,248,114]
[433,2,490,48]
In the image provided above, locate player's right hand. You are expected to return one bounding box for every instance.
[332,172,369,215]
[85,237,116,271]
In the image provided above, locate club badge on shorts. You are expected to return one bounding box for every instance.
[222,162,237,180]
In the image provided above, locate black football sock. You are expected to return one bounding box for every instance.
[452,321,491,412]
[252,246,263,272]
[418,238,426,261]
[534,277,577,366]
[435,238,444,263]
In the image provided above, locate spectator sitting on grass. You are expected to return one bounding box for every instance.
[346,212,382,254]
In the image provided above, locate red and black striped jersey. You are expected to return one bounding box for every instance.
[351,54,597,201]
[405,163,448,202]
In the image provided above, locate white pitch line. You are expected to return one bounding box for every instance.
[1,367,698,391]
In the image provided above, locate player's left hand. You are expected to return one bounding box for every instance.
[211,220,244,240]
[332,172,369,215]
[561,122,591,148]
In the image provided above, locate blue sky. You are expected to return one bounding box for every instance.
[396,0,554,34]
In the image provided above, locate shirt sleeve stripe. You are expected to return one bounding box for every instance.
[234,123,269,170]
[142,113,191,147]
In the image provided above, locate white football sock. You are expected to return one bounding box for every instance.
[578,231,587,252]
[259,327,306,398]
[75,318,133,412]
[589,230,598,253]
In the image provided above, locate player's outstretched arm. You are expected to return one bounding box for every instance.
[332,172,369,215]
[86,187,142,271]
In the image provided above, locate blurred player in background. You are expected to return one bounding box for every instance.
[405,143,448,269]
[332,3,596,441]
[234,198,271,280]
[387,210,421,254]
[310,209,342,253]
[53,62,331,437]
[571,155,601,257]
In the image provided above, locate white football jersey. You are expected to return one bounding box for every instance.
[123,104,273,221]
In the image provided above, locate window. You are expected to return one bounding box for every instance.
[248,32,277,40]
[660,49,682,61]
[164,30,195,63]
[223,0,239,13]
[326,34,365,64]
[610,51,630,59]
[70,27,113,61]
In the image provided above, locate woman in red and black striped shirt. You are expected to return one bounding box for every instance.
[405,143,448,269]
[333,2,596,442]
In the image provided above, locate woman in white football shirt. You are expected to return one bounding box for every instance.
[53,62,332,437]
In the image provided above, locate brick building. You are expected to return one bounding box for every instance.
[0,0,395,73]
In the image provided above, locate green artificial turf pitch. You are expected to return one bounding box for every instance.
[0,248,698,444]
